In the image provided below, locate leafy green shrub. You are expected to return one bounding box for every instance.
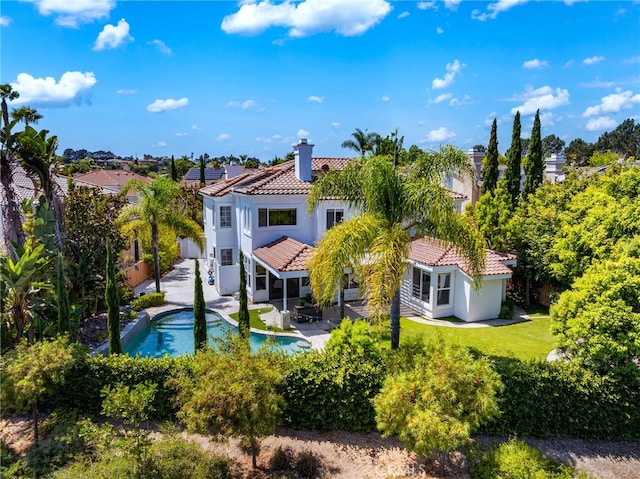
[279,321,385,432]
[498,300,515,319]
[485,358,640,439]
[468,439,575,479]
[47,354,193,421]
[131,292,165,310]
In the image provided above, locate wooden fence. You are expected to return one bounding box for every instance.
[123,260,151,288]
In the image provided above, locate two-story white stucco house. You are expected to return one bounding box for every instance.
[200,140,516,322]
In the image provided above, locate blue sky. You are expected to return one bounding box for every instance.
[1,1,639,162]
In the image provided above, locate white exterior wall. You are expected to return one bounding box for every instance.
[454,275,510,322]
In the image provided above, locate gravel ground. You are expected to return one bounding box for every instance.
[2,417,639,478]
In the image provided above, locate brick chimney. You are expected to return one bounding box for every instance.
[293,138,313,182]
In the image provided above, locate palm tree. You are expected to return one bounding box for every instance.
[117,177,205,293]
[0,85,25,259]
[341,128,380,157]
[13,126,66,251]
[11,106,43,127]
[307,146,485,349]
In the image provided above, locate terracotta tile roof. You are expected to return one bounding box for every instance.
[409,237,516,276]
[73,170,152,191]
[199,158,351,197]
[253,236,314,273]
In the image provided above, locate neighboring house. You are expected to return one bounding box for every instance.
[73,169,152,204]
[181,167,227,187]
[200,140,515,320]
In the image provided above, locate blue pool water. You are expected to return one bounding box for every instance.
[124,309,311,357]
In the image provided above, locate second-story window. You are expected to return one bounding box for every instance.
[258,208,297,227]
[326,209,344,230]
[220,248,233,266]
[220,206,232,228]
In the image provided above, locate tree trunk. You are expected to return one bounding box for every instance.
[45,180,66,252]
[339,285,345,321]
[151,221,161,293]
[32,402,39,446]
[525,276,531,307]
[390,289,401,349]
[251,443,257,469]
[0,154,25,260]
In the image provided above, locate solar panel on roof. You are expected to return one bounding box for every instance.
[184,168,225,180]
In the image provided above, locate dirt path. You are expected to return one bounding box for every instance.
[2,417,638,478]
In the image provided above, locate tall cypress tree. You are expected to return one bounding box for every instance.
[199,155,205,186]
[481,118,499,195]
[193,259,207,352]
[522,109,543,198]
[56,252,70,335]
[238,251,250,342]
[170,155,177,182]
[504,111,522,207]
[105,240,122,354]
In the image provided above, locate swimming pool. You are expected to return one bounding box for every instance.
[124,308,311,357]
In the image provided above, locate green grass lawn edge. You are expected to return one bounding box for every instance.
[228,307,286,333]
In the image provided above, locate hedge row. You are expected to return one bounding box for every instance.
[47,354,192,420]
[44,350,639,439]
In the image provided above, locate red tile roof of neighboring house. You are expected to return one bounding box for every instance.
[73,170,152,191]
[199,158,351,197]
[409,237,516,276]
[253,236,314,272]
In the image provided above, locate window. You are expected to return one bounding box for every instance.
[326,209,344,230]
[258,208,297,227]
[302,276,310,287]
[220,248,233,266]
[243,207,251,232]
[342,272,359,289]
[255,264,267,290]
[437,273,451,305]
[220,206,232,228]
[412,268,431,303]
[211,207,215,229]
[244,254,251,286]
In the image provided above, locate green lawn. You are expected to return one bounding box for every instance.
[228,307,285,332]
[374,315,555,361]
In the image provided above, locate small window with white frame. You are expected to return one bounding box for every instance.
[436,273,451,306]
[412,267,431,303]
[255,263,267,290]
[220,205,232,228]
[326,208,344,230]
[220,248,233,266]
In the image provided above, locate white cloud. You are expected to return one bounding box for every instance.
[153,141,168,148]
[578,78,615,88]
[623,55,640,64]
[10,71,96,106]
[227,99,261,110]
[146,97,188,113]
[510,85,570,115]
[191,124,201,130]
[450,94,472,106]
[582,89,640,117]
[425,126,455,142]
[484,112,497,127]
[432,93,453,104]
[381,96,390,102]
[585,116,617,131]
[522,58,548,69]
[175,132,188,137]
[432,59,465,90]
[147,39,172,55]
[397,11,409,19]
[563,59,575,69]
[116,88,137,94]
[308,95,324,103]
[221,0,391,37]
[472,0,529,21]
[331,121,341,129]
[444,0,462,10]
[436,26,444,34]
[217,133,230,141]
[539,111,555,127]
[94,19,133,51]
[0,16,11,27]
[22,0,115,27]
[583,55,605,65]
[297,128,310,137]
[417,2,436,10]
